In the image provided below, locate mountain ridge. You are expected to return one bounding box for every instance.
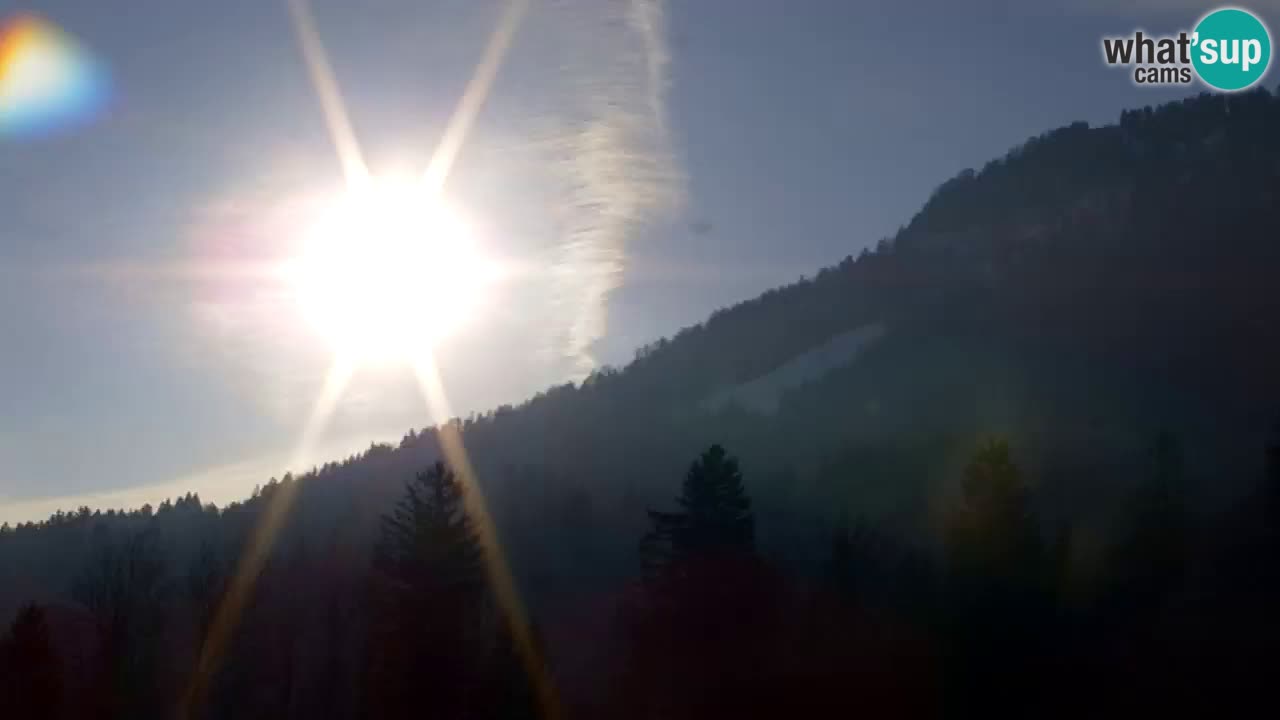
[4,87,1280,616]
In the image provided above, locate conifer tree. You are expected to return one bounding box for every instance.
[1266,420,1280,518]
[944,439,1046,715]
[627,445,777,719]
[73,528,168,719]
[365,461,489,719]
[1109,431,1189,615]
[0,604,63,720]
[946,438,1041,586]
[640,444,754,580]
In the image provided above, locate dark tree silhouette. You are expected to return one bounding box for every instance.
[946,439,1041,583]
[1266,420,1280,517]
[185,540,225,661]
[483,619,547,720]
[797,522,940,716]
[0,604,63,720]
[73,528,169,719]
[944,438,1049,716]
[1087,432,1196,713]
[2,89,1280,718]
[623,444,780,719]
[364,461,490,719]
[640,443,755,580]
[1108,432,1189,616]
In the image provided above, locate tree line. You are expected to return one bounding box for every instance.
[5,426,1280,718]
[5,86,1280,717]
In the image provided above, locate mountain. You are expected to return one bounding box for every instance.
[3,88,1280,717]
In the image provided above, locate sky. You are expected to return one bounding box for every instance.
[0,0,1272,523]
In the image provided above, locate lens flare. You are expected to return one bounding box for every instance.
[0,13,108,138]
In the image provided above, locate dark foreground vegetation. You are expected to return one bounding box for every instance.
[4,89,1280,717]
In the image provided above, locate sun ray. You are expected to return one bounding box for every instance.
[422,0,529,196]
[286,0,369,190]
[412,351,561,720]
[185,2,542,716]
[290,354,358,466]
[411,5,559,711]
[180,356,354,718]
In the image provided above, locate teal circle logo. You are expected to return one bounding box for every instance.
[1192,8,1271,91]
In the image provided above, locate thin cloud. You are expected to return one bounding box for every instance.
[173,0,686,420]
[517,0,684,377]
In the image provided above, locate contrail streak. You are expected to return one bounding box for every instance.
[286,0,369,189]
[422,0,529,196]
[525,0,681,377]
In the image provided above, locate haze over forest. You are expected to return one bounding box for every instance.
[4,88,1280,717]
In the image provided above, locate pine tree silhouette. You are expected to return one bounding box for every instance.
[373,461,485,601]
[805,523,941,717]
[0,604,63,720]
[1266,420,1280,519]
[73,528,169,719]
[944,438,1047,716]
[1109,431,1189,617]
[946,439,1041,585]
[640,444,754,580]
[484,618,546,720]
[626,445,778,719]
[365,461,489,719]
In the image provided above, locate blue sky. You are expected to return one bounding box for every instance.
[0,0,1266,521]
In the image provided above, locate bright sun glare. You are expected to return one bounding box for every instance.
[290,175,496,364]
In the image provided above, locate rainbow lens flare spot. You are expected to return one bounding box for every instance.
[0,14,109,138]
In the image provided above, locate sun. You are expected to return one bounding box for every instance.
[289,175,496,365]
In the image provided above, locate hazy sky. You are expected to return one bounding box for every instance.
[0,0,1266,521]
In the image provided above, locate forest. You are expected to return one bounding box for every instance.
[3,88,1280,718]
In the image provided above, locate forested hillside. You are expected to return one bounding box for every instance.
[3,89,1280,718]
